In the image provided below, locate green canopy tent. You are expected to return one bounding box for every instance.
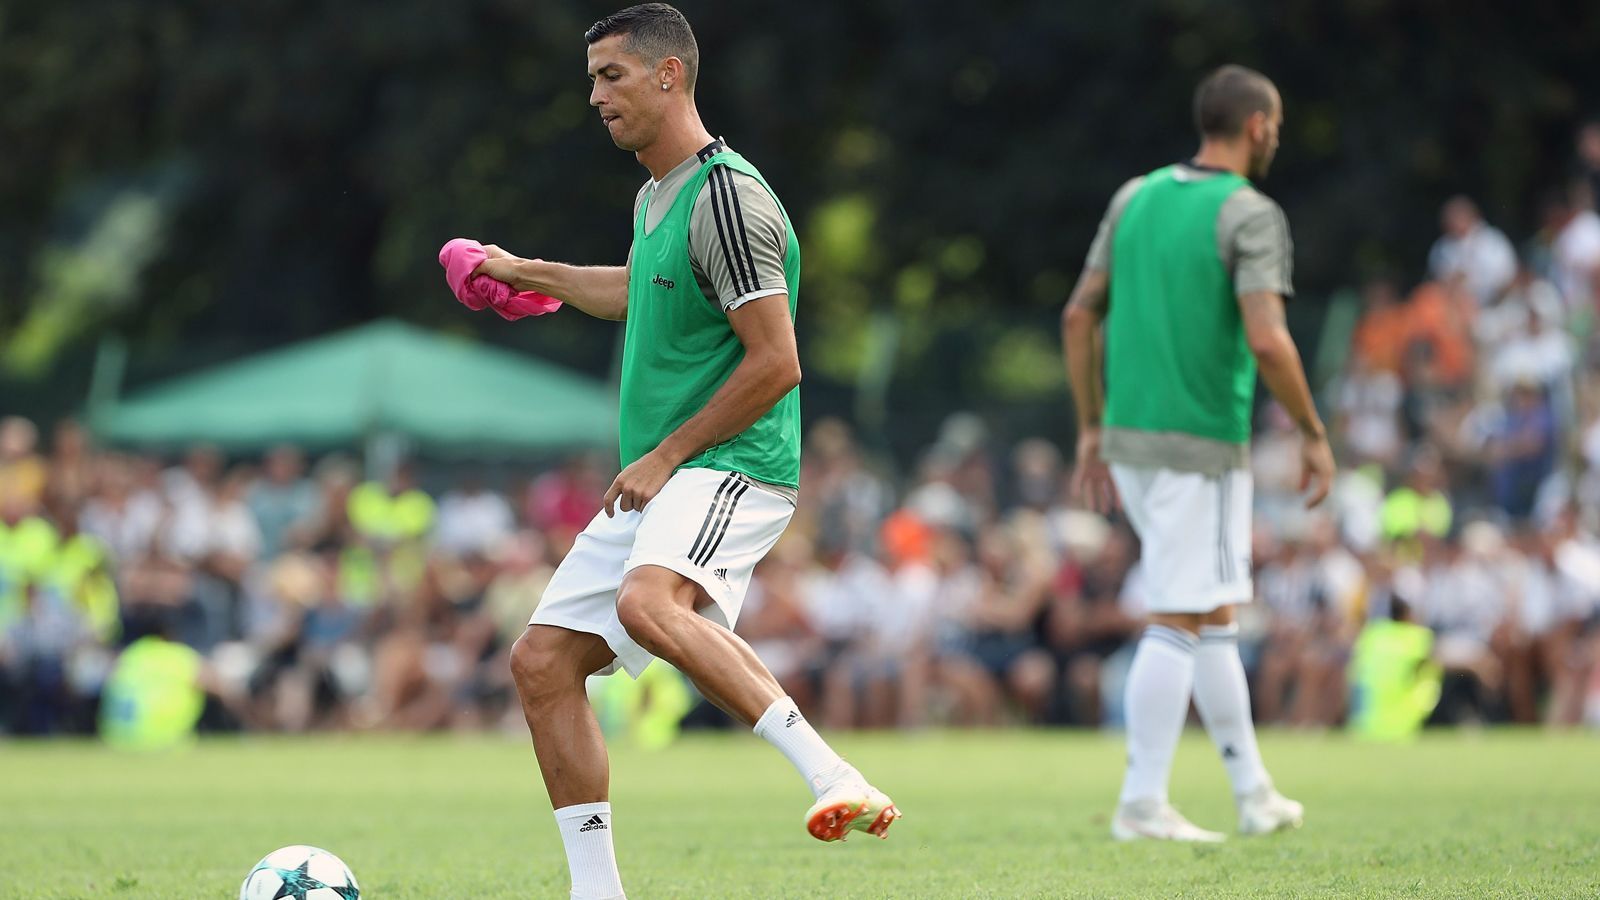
[90,320,617,458]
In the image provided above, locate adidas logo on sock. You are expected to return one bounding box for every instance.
[785,710,801,728]
[578,815,608,832]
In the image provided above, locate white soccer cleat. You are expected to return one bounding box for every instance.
[1111,798,1226,843]
[805,777,901,842]
[1236,785,1304,835]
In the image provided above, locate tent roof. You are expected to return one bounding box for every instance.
[91,320,617,455]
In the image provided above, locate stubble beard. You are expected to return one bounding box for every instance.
[1251,148,1275,180]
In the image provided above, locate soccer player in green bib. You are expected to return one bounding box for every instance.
[1063,66,1335,842]
[471,6,898,897]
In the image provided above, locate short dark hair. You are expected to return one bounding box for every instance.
[1193,65,1278,138]
[585,4,699,91]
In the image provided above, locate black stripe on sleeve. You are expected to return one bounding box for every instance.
[708,168,755,296]
[726,172,764,290]
[712,167,759,295]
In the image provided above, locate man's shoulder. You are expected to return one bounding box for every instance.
[1219,186,1290,250]
[1097,175,1148,239]
[1220,183,1283,220]
[687,166,788,251]
[1108,174,1147,210]
[690,166,782,213]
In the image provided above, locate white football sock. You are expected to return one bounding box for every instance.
[1119,624,1198,806]
[1193,623,1270,797]
[754,695,853,798]
[553,802,625,900]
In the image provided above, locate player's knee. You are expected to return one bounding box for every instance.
[507,632,546,693]
[508,630,573,705]
[615,586,672,649]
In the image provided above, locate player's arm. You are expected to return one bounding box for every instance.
[604,295,799,515]
[1231,193,1333,507]
[475,251,629,321]
[1062,270,1115,513]
[1063,178,1141,514]
[1239,290,1333,506]
[660,296,799,466]
[1063,269,1109,431]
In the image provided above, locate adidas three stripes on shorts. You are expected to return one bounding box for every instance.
[529,467,796,677]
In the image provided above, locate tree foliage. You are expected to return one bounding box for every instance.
[3,0,1597,445]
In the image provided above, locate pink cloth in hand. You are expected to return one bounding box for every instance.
[438,238,562,321]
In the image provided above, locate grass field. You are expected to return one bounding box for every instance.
[2,729,1597,898]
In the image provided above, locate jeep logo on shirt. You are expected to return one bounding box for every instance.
[652,274,675,289]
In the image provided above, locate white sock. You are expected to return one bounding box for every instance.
[754,696,853,798]
[553,802,625,900]
[1193,623,1270,797]
[1119,624,1197,806]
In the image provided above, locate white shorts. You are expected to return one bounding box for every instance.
[530,467,795,678]
[1110,464,1252,614]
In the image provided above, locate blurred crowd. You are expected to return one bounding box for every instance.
[4,125,1600,742]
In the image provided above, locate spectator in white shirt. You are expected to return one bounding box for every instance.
[208,470,264,575]
[1336,354,1405,469]
[79,455,162,564]
[1476,264,1564,351]
[1429,196,1517,306]
[162,445,223,519]
[434,478,515,559]
[1489,309,1575,404]
[804,536,892,728]
[1549,181,1600,314]
[1579,122,1600,220]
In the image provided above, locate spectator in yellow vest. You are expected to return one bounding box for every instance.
[100,611,238,750]
[1381,445,1453,562]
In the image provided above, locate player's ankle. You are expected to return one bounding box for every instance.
[813,761,861,794]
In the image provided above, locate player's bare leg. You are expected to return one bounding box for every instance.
[512,625,616,805]
[1192,606,1304,835]
[616,564,901,841]
[511,626,626,899]
[615,565,779,723]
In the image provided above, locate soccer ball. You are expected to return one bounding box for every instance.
[239,845,360,900]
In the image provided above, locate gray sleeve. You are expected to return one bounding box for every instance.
[689,168,789,312]
[631,181,651,226]
[1084,177,1145,272]
[1221,190,1294,298]
[626,181,650,271]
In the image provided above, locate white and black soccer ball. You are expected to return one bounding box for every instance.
[239,845,360,900]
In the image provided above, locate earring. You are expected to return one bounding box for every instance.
[661,83,669,91]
